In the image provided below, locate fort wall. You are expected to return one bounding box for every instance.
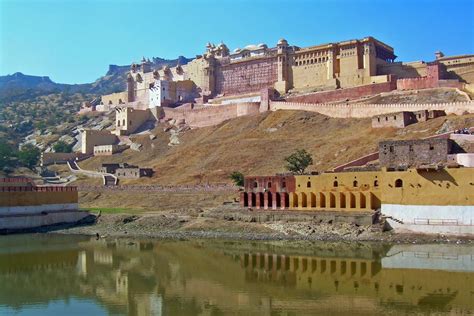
[215,57,278,95]
[163,102,260,128]
[270,100,474,118]
[285,80,397,104]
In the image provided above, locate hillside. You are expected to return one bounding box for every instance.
[0,56,192,146]
[75,110,474,185]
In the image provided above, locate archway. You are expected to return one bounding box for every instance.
[319,192,326,208]
[310,193,316,208]
[267,192,273,209]
[329,193,336,208]
[243,192,248,207]
[276,192,281,208]
[300,192,307,208]
[360,193,366,209]
[340,192,346,208]
[290,192,298,208]
[349,193,356,208]
[251,193,256,207]
[258,192,264,208]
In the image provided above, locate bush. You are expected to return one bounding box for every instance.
[230,171,244,187]
[53,141,73,153]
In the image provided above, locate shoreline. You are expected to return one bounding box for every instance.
[18,207,473,244]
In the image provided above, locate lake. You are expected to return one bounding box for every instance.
[0,235,473,315]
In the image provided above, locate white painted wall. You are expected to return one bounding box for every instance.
[382,203,474,236]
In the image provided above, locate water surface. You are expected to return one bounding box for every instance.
[0,235,473,315]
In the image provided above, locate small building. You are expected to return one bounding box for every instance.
[379,138,453,169]
[372,110,446,129]
[98,163,153,178]
[81,129,118,154]
[114,107,153,136]
[93,144,127,156]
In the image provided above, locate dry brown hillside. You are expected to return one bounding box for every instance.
[77,110,474,185]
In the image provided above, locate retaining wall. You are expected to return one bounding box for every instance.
[270,101,474,118]
[285,81,397,104]
[163,102,260,128]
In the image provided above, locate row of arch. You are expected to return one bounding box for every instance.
[289,191,380,210]
[242,253,376,278]
[242,192,289,209]
[242,191,380,210]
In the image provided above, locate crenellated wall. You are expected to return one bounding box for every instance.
[270,100,474,118]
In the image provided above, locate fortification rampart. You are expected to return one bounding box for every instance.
[270,101,474,118]
[285,80,397,104]
[163,102,260,128]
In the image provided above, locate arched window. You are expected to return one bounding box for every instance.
[374,180,379,187]
[122,119,125,126]
[353,180,358,187]
[253,182,258,188]
[267,182,272,188]
[282,181,286,188]
[395,179,403,188]
[117,120,120,127]
[108,100,113,105]
[307,181,311,188]
[333,181,338,187]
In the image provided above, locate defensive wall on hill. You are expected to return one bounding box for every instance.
[269,101,474,118]
[163,102,261,128]
[285,80,397,103]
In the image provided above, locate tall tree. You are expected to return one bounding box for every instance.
[284,149,313,175]
[17,144,40,170]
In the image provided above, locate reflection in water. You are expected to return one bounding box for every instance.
[0,235,473,315]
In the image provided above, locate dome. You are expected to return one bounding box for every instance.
[257,43,267,48]
[278,38,288,45]
[233,48,241,53]
[244,44,258,50]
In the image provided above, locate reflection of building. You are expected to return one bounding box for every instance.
[0,238,473,315]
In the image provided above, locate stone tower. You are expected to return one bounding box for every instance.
[275,38,290,94]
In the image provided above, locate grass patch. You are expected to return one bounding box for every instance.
[82,207,147,214]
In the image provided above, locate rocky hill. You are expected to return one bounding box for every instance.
[0,56,193,146]
[73,110,474,186]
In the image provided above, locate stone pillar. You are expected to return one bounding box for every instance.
[256,193,262,210]
[280,193,287,210]
[247,193,253,208]
[263,192,269,210]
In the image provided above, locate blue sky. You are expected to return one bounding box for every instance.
[0,0,473,84]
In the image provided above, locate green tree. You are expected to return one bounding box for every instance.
[230,171,244,187]
[284,149,313,175]
[0,141,16,171]
[53,141,72,153]
[18,144,40,169]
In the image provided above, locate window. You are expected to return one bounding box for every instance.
[395,179,403,188]
[333,181,338,187]
[409,145,413,152]
[268,182,272,188]
[389,146,394,153]
[129,120,132,126]
[394,116,397,120]
[374,180,379,187]
[353,180,358,187]
[377,117,380,122]
[307,181,311,188]
[282,181,286,188]
[429,144,434,150]
[253,182,258,188]
[385,117,388,121]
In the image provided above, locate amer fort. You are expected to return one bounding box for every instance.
[3,35,474,236]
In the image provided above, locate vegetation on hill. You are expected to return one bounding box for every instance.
[75,110,474,186]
